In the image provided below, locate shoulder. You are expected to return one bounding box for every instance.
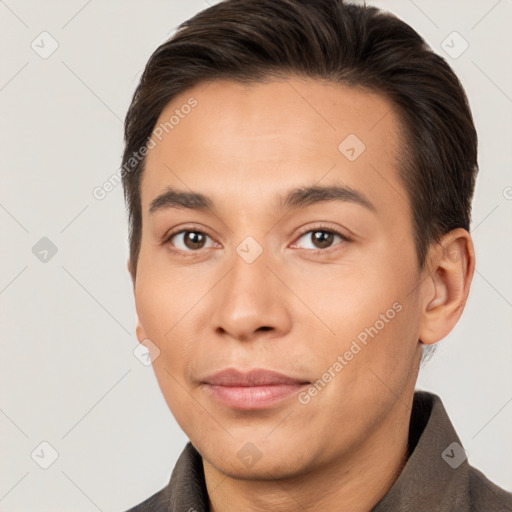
[467,465,512,511]
[123,442,208,512]
[124,485,173,512]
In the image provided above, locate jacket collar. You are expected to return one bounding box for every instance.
[371,391,470,511]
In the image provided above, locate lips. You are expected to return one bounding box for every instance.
[201,368,310,410]
[203,368,309,386]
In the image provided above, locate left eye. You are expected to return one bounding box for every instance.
[293,229,347,251]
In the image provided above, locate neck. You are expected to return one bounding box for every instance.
[203,392,414,512]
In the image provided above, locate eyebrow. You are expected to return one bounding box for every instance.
[148,184,376,215]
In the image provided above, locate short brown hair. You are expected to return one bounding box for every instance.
[122,0,478,280]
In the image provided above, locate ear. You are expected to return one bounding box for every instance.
[418,228,475,345]
[126,258,135,288]
[135,313,147,344]
[127,258,146,343]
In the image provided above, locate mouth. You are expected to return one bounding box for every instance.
[201,368,310,410]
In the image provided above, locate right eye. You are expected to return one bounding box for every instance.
[164,229,217,253]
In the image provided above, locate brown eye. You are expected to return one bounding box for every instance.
[294,227,348,252]
[311,230,335,249]
[167,230,214,252]
[183,231,206,249]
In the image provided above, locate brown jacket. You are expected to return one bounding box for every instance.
[126,391,512,511]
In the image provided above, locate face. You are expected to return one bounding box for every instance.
[132,77,427,480]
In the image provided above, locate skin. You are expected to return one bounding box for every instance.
[128,77,475,512]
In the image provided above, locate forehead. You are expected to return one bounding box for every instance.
[140,77,407,218]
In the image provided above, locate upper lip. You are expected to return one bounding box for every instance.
[202,368,309,387]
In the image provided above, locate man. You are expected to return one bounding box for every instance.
[121,0,512,510]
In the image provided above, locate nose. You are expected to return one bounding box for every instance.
[209,243,293,343]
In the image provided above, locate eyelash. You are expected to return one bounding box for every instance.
[294,224,351,253]
[162,224,351,257]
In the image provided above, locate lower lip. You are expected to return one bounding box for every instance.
[204,383,307,410]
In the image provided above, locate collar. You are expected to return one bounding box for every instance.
[372,390,469,511]
[128,391,512,511]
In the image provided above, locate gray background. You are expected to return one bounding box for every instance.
[0,0,511,510]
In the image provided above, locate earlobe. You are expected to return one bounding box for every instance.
[419,229,475,345]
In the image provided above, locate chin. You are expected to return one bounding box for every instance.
[207,452,307,481]
[196,433,314,481]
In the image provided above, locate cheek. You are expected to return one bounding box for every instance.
[134,249,206,361]
[135,249,196,340]
[289,260,402,337]
[294,258,421,381]
[135,268,200,427]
